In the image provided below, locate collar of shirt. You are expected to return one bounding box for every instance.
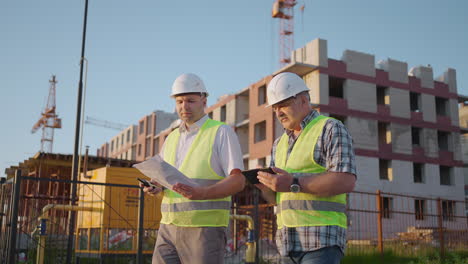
[178,115,209,134]
[284,110,319,140]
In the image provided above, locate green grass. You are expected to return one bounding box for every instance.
[342,250,468,264]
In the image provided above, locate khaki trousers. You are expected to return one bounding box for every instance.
[152,224,226,264]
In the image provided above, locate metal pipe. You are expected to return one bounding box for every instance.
[37,204,103,264]
[230,214,256,264]
[136,188,145,264]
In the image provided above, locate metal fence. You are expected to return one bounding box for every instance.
[1,170,467,264]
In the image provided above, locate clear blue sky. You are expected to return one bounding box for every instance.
[1,0,467,174]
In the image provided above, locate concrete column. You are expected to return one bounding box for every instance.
[292,38,328,67]
[304,71,328,105]
[437,68,457,93]
[409,66,434,89]
[378,58,408,83]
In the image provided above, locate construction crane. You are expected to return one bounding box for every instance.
[31,75,62,153]
[272,0,297,67]
[85,116,128,131]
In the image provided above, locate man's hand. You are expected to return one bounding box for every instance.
[172,183,207,200]
[257,167,294,192]
[140,179,163,196]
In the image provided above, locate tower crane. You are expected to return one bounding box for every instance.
[31,75,62,153]
[272,0,298,68]
[84,116,128,131]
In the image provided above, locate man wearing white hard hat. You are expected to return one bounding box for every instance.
[256,72,356,264]
[142,73,245,264]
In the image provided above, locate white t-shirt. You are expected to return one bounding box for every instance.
[159,115,244,177]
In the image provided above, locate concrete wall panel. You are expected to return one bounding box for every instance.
[421,94,436,122]
[422,128,438,158]
[391,123,412,154]
[347,117,378,150]
[226,100,236,126]
[452,132,462,161]
[345,80,377,113]
[341,50,375,77]
[379,58,409,83]
[449,99,459,126]
[389,88,410,118]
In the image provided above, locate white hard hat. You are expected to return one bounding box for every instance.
[267,72,309,106]
[171,73,208,97]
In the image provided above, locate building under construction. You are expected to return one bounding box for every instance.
[98,38,468,239]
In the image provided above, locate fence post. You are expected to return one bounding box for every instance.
[7,169,21,264]
[436,198,445,258]
[253,188,260,264]
[137,188,145,264]
[376,190,383,256]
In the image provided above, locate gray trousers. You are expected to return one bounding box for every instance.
[152,224,227,264]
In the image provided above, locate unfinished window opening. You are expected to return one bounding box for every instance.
[437,131,450,151]
[378,122,391,145]
[410,92,421,112]
[329,114,347,125]
[146,117,152,135]
[221,105,227,122]
[379,159,392,181]
[382,197,392,218]
[258,85,267,105]
[258,157,266,168]
[435,97,448,116]
[442,200,455,221]
[377,86,390,105]
[145,138,151,157]
[139,121,145,135]
[413,163,424,183]
[254,121,267,143]
[439,166,452,186]
[414,199,425,220]
[329,76,344,98]
[412,127,421,146]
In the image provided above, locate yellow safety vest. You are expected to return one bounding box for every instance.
[161,118,231,227]
[275,115,347,229]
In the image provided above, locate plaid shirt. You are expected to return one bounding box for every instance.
[271,110,356,256]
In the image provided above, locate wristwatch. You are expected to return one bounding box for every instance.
[290,178,301,193]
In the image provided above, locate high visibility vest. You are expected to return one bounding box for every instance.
[275,115,347,229]
[161,118,231,227]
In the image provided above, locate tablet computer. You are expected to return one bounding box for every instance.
[241,167,274,184]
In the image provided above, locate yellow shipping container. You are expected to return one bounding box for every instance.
[75,167,162,257]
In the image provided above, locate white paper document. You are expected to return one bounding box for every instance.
[133,155,199,190]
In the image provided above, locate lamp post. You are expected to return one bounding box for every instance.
[66,0,89,263]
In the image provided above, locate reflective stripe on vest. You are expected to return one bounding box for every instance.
[276,115,347,229]
[161,118,230,227]
[161,201,231,212]
[276,200,346,214]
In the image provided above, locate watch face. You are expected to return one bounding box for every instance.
[290,184,300,193]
